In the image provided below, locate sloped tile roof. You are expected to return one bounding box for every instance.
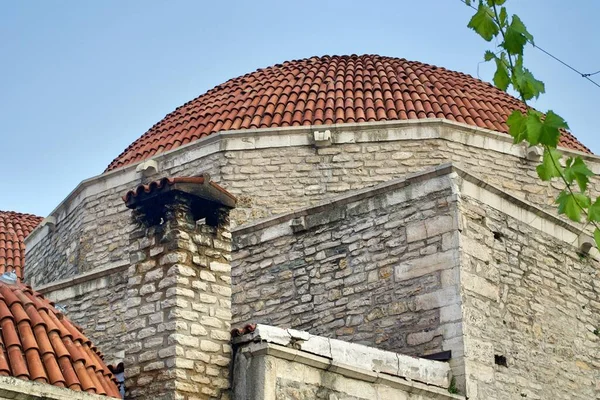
[0,279,121,397]
[107,54,590,171]
[0,212,42,281]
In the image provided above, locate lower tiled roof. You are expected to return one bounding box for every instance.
[0,280,121,398]
[0,212,42,281]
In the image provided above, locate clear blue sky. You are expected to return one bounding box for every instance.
[1,1,599,216]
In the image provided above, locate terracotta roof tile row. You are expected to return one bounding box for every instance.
[231,324,257,338]
[0,280,121,397]
[107,54,590,171]
[0,212,42,281]
[122,176,205,203]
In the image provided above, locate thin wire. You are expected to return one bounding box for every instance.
[460,0,600,88]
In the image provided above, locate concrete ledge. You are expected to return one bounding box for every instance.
[35,260,128,301]
[233,324,452,389]
[238,341,463,400]
[0,376,110,399]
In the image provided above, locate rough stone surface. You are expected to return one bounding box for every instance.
[122,194,233,400]
[25,126,600,287]
[458,195,600,400]
[232,173,464,376]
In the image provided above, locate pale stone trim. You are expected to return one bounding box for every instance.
[233,324,451,388]
[0,375,109,400]
[239,342,463,400]
[234,163,455,237]
[234,164,594,254]
[25,118,599,250]
[35,259,128,301]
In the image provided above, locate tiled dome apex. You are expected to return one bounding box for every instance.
[0,278,121,397]
[107,54,590,171]
[0,212,42,281]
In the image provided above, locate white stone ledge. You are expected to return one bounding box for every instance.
[0,375,110,399]
[25,118,599,251]
[34,260,128,302]
[240,343,463,399]
[233,324,452,390]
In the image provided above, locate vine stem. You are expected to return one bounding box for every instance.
[490,3,599,233]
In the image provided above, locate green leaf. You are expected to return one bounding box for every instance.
[493,53,511,90]
[588,198,600,222]
[564,156,594,192]
[525,110,566,147]
[484,50,496,61]
[506,110,527,143]
[502,15,531,55]
[513,57,545,100]
[536,149,563,181]
[468,3,499,41]
[499,7,508,27]
[594,228,600,249]
[556,191,590,222]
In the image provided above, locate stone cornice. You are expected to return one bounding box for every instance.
[25,118,600,251]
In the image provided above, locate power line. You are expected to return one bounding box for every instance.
[460,0,600,89]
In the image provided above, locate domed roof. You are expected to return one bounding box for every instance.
[107,54,590,171]
[0,211,42,281]
[0,278,121,397]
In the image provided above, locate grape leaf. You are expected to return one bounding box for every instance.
[468,3,499,41]
[594,228,600,249]
[536,149,563,181]
[493,53,511,90]
[525,110,567,147]
[502,15,531,55]
[556,191,590,222]
[506,110,527,143]
[588,198,600,222]
[484,50,496,61]
[564,156,594,192]
[513,58,545,100]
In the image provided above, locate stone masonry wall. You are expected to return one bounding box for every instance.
[42,272,128,367]
[25,127,600,289]
[232,172,465,382]
[123,195,233,400]
[458,195,600,400]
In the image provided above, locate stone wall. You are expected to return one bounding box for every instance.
[40,270,128,367]
[123,193,233,400]
[25,122,600,289]
[232,168,465,381]
[458,194,600,400]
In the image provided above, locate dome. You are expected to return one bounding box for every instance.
[0,278,121,397]
[0,211,42,280]
[107,54,590,171]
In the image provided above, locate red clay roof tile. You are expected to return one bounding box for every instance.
[107,55,591,171]
[0,280,121,397]
[0,212,42,281]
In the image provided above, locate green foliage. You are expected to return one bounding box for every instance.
[526,110,567,147]
[536,149,563,181]
[448,377,459,394]
[502,15,532,55]
[465,0,598,246]
[564,157,594,192]
[467,3,499,41]
[556,191,590,222]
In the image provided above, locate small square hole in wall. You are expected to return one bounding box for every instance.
[494,354,508,367]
